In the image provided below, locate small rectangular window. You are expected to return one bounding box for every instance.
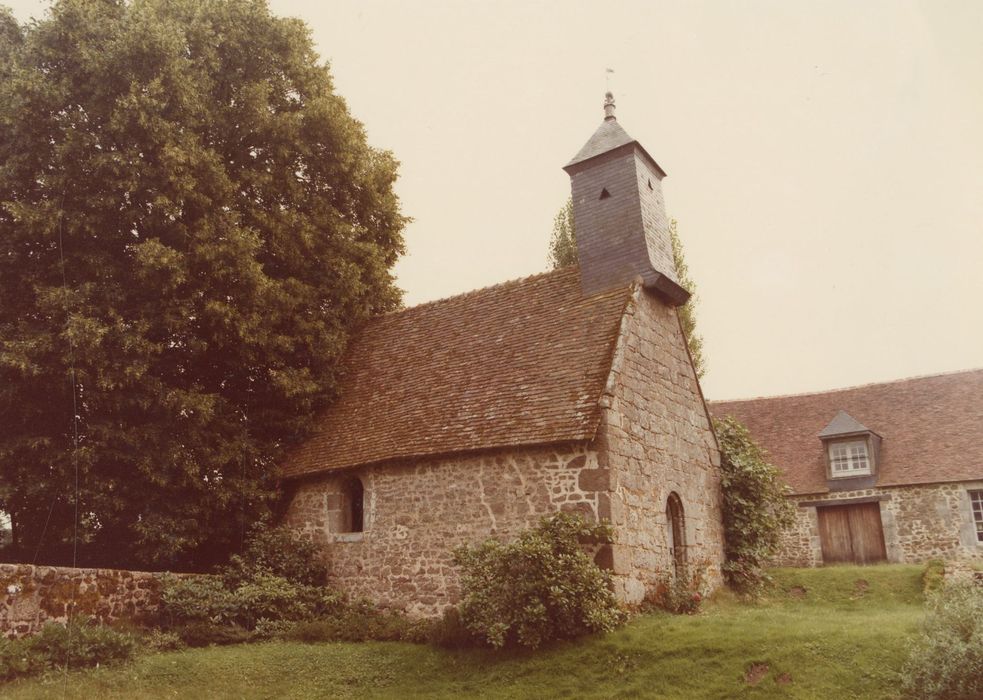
[828,439,871,477]
[970,490,983,543]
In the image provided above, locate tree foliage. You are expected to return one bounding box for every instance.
[453,513,623,649]
[0,0,405,569]
[669,219,706,379]
[547,197,577,269]
[713,416,795,592]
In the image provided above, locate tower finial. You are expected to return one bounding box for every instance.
[603,91,616,121]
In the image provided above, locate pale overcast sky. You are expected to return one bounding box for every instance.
[6,1,983,400]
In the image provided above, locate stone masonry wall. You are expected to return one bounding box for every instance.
[0,564,166,638]
[283,443,607,617]
[773,481,983,567]
[594,286,725,603]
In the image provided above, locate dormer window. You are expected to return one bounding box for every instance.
[828,439,871,477]
[818,410,881,483]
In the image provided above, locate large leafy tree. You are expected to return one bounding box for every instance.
[0,0,405,569]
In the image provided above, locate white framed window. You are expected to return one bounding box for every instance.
[828,439,871,477]
[970,490,983,543]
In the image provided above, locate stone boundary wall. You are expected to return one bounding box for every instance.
[0,563,171,638]
[774,481,983,567]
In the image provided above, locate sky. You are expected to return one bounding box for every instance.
[6,0,983,400]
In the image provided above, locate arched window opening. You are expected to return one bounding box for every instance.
[666,492,686,576]
[341,477,364,533]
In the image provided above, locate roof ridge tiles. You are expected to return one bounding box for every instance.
[373,265,630,323]
[710,366,983,405]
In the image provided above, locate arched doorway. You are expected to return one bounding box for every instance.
[666,492,686,576]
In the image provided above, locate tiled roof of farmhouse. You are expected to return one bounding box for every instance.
[281,267,631,479]
[709,368,983,495]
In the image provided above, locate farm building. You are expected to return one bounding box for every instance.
[711,369,983,566]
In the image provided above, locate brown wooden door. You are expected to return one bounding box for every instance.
[817,503,887,564]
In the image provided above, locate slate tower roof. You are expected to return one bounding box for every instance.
[563,93,688,304]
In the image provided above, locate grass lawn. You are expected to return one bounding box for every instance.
[6,565,926,699]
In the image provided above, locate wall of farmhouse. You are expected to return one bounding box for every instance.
[773,481,983,567]
[594,287,725,603]
[283,444,606,617]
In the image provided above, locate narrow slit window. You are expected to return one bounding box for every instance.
[666,492,686,576]
[341,477,364,533]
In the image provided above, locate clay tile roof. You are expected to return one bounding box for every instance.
[709,369,983,495]
[281,267,631,479]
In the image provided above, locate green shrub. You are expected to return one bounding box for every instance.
[160,573,344,632]
[234,573,344,628]
[232,573,320,628]
[900,580,983,700]
[453,513,624,649]
[713,416,795,593]
[31,620,136,668]
[921,559,945,595]
[428,607,475,649]
[0,638,47,682]
[252,618,296,640]
[283,605,429,644]
[0,619,135,682]
[158,527,411,647]
[159,524,344,639]
[141,629,185,652]
[220,524,327,587]
[160,574,237,626]
[171,622,254,648]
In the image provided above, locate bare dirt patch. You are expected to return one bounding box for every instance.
[851,579,870,599]
[745,663,769,686]
[788,586,807,599]
[776,672,792,685]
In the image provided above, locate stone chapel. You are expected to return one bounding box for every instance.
[281,94,725,616]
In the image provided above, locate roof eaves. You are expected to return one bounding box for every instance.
[280,434,598,481]
[565,140,667,179]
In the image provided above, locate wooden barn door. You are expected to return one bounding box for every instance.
[817,503,887,564]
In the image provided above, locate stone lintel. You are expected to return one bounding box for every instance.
[797,494,891,508]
